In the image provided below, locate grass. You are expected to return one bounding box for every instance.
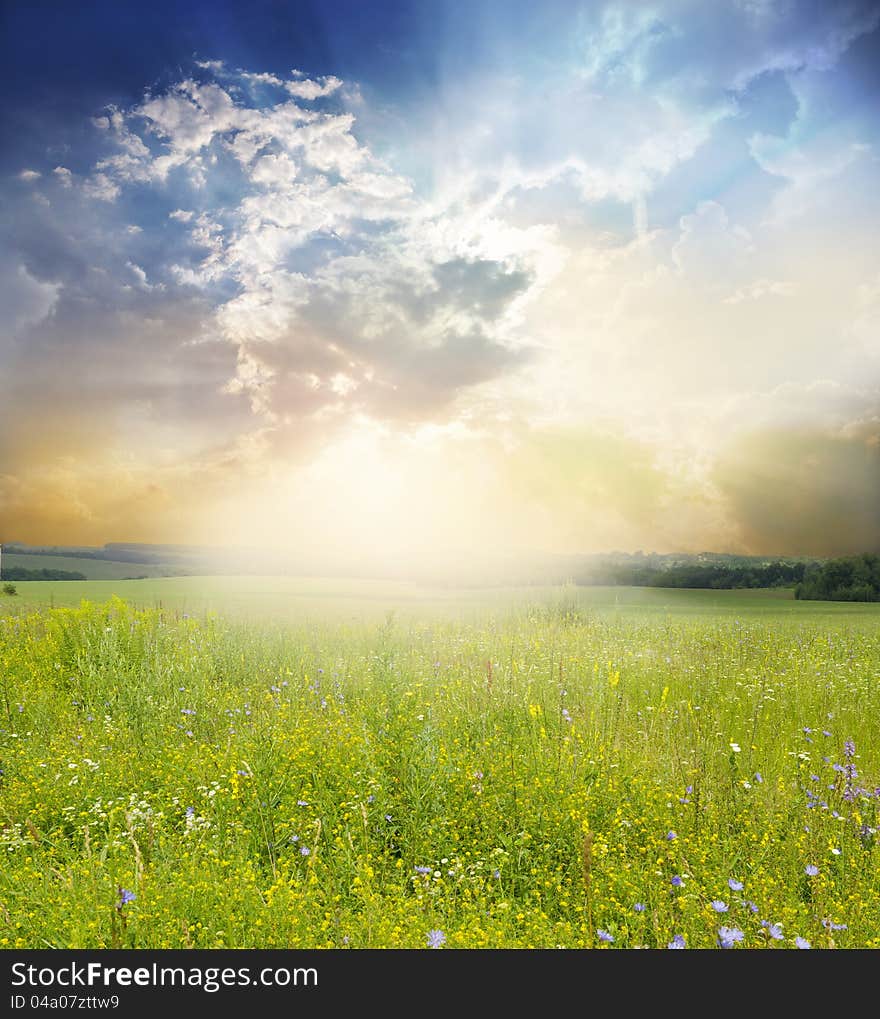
[0,584,878,949]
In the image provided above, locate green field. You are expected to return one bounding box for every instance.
[5,574,880,624]
[1,582,878,949]
[1,553,184,581]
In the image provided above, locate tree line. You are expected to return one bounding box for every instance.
[794,554,880,602]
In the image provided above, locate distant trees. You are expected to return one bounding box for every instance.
[1,568,87,581]
[795,554,880,602]
[577,560,809,590]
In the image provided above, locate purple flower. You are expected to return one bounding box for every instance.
[633,902,646,913]
[711,900,729,913]
[766,923,784,940]
[805,864,819,877]
[181,708,196,716]
[843,739,855,759]
[821,920,847,932]
[717,926,744,949]
[414,865,431,875]
[795,936,811,949]
[667,934,686,949]
[300,846,310,856]
[596,929,614,943]
[745,900,759,913]
[671,875,683,887]
[117,888,136,907]
[822,730,832,738]
[297,800,309,807]
[666,831,677,841]
[185,806,195,818]
[754,772,763,783]
[427,929,446,949]
[728,878,743,892]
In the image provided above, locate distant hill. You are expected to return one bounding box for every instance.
[0,542,826,588]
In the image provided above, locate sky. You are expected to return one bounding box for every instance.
[1,0,879,568]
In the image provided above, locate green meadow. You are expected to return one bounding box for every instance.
[1,580,878,949]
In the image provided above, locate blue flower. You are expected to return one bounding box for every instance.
[727,878,743,891]
[427,929,446,949]
[795,936,811,949]
[117,888,136,907]
[300,846,310,856]
[805,864,819,877]
[633,903,646,913]
[821,920,847,932]
[596,929,614,943]
[666,831,677,841]
[766,923,784,940]
[717,926,744,949]
[414,865,431,875]
[667,934,686,949]
[671,875,683,887]
[711,900,729,913]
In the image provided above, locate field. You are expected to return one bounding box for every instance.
[1,554,184,581]
[1,580,878,949]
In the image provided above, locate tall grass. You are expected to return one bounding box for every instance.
[0,597,877,948]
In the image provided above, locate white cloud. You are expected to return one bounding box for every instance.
[0,259,60,337]
[18,169,41,182]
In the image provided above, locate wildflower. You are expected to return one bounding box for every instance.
[185,806,195,818]
[843,740,855,759]
[754,772,763,783]
[744,901,759,913]
[795,936,811,949]
[766,923,784,940]
[805,864,819,877]
[296,800,309,807]
[717,927,744,949]
[667,934,686,949]
[711,900,728,913]
[822,730,832,738]
[597,929,614,943]
[666,831,676,841]
[300,846,310,856]
[728,878,743,891]
[671,875,683,887]
[822,920,847,932]
[561,708,572,723]
[633,903,646,913]
[117,889,136,907]
[729,742,741,753]
[385,814,393,822]
[427,929,446,949]
[181,708,196,716]
[414,866,431,875]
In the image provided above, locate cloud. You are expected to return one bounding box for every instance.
[714,427,880,555]
[0,257,60,340]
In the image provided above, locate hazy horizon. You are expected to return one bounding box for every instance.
[2,1,879,566]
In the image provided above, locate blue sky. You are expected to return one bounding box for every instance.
[1,1,879,561]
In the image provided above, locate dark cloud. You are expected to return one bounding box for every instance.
[714,427,880,555]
